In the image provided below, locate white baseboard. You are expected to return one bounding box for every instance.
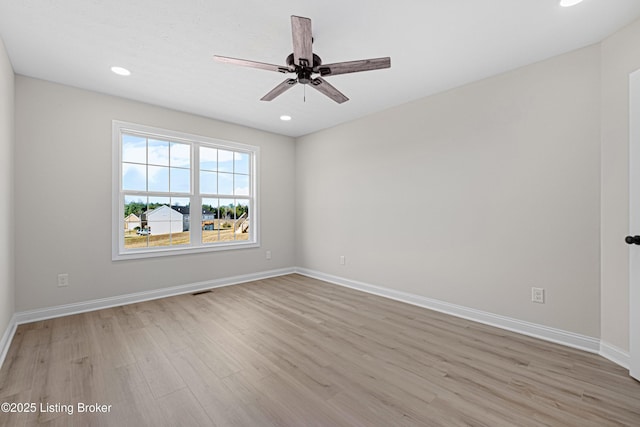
[0,315,17,370]
[2,266,630,374]
[13,267,295,325]
[600,341,630,369]
[295,267,601,354]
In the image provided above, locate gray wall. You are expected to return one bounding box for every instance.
[600,18,640,352]
[296,45,602,337]
[0,38,15,337]
[14,77,296,311]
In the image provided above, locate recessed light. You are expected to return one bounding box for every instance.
[111,66,131,76]
[560,0,584,7]
[280,115,292,121]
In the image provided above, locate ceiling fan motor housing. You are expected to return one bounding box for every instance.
[286,53,322,84]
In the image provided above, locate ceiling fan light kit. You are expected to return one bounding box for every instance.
[214,15,391,104]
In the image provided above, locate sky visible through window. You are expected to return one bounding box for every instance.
[122,133,250,202]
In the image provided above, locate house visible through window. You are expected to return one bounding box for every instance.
[113,121,258,260]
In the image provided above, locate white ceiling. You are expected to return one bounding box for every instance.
[1,1,640,137]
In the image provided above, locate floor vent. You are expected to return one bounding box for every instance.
[192,290,213,296]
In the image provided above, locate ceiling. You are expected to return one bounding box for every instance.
[1,1,640,138]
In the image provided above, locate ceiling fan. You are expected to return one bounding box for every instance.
[214,15,391,104]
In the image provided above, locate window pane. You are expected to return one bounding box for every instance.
[122,134,146,164]
[170,197,190,246]
[219,199,235,220]
[218,172,233,195]
[124,196,146,219]
[145,197,171,247]
[200,147,217,171]
[219,199,236,241]
[148,139,169,166]
[124,196,148,249]
[234,174,249,196]
[202,198,219,243]
[200,171,217,194]
[170,142,190,168]
[218,150,234,172]
[235,199,250,241]
[208,199,250,242]
[122,163,146,191]
[234,152,250,174]
[170,167,190,193]
[142,197,171,242]
[148,166,169,192]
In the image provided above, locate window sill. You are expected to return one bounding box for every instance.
[112,241,260,261]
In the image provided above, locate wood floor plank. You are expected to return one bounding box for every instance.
[84,313,135,369]
[155,388,213,427]
[123,329,186,399]
[0,329,40,399]
[165,348,260,427]
[1,274,639,426]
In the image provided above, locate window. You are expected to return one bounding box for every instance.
[112,121,259,260]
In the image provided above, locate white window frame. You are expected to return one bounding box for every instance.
[112,120,259,260]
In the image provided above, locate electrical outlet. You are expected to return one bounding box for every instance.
[266,250,272,260]
[531,287,544,304]
[340,255,346,265]
[58,273,69,287]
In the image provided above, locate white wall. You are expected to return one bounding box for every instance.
[600,18,640,352]
[0,38,15,338]
[14,77,296,311]
[296,45,602,337]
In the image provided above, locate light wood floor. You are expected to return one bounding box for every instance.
[1,274,639,426]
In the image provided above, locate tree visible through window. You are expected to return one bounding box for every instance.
[113,121,258,260]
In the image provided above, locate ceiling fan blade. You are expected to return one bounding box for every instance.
[310,77,349,104]
[316,57,391,77]
[214,55,292,73]
[260,78,298,101]
[291,16,313,67]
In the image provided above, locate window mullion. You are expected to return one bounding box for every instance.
[191,143,202,246]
